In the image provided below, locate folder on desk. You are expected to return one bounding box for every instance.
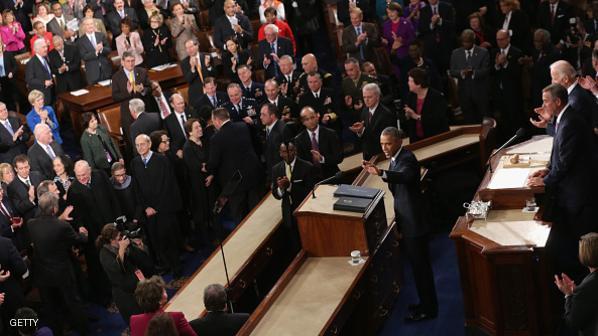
[333,196,372,213]
[334,184,379,199]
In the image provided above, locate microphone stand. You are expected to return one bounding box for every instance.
[213,197,234,313]
[486,132,523,174]
[311,172,342,198]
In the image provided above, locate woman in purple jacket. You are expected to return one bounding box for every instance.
[382,2,415,97]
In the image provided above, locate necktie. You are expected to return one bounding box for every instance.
[3,120,14,136]
[142,157,148,167]
[466,50,471,62]
[89,34,96,47]
[42,57,51,75]
[119,10,124,19]
[310,131,320,166]
[158,95,171,118]
[315,92,319,99]
[432,5,438,15]
[0,63,4,77]
[266,127,270,139]
[128,71,136,93]
[287,74,291,83]
[24,178,30,187]
[46,144,56,159]
[196,55,204,83]
[60,17,65,30]
[271,42,279,76]
[210,95,216,107]
[179,114,187,137]
[285,163,292,180]
[356,25,365,60]
[550,4,556,25]
[368,111,373,124]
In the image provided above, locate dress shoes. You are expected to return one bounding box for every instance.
[405,310,437,322]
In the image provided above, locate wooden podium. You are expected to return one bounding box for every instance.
[450,136,555,335]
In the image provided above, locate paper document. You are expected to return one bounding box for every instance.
[487,168,530,189]
[70,89,89,96]
[97,79,111,87]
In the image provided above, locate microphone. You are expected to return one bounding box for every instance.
[487,128,526,173]
[312,171,343,198]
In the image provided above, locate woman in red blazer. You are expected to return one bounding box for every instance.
[130,276,197,336]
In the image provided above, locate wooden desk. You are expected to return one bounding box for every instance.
[58,65,185,134]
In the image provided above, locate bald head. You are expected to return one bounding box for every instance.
[74,160,92,185]
[550,60,577,88]
[496,29,510,48]
[301,53,318,74]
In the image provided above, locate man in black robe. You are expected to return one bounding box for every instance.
[130,134,183,277]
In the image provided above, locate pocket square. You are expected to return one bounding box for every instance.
[292,179,303,183]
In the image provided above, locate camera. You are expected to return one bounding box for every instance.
[566,17,580,44]
[114,216,142,240]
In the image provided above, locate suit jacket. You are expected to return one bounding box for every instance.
[180,53,218,108]
[492,45,524,98]
[564,270,598,336]
[164,109,200,153]
[263,119,291,178]
[28,215,87,287]
[265,95,298,120]
[48,45,84,93]
[0,198,19,239]
[276,69,302,100]
[336,0,373,26]
[115,32,144,66]
[77,32,112,84]
[46,15,74,38]
[381,148,427,238]
[208,121,262,191]
[360,104,396,160]
[140,26,173,68]
[418,1,456,56]
[497,9,531,52]
[449,45,490,94]
[297,88,340,124]
[257,37,294,79]
[131,311,196,336]
[0,117,28,164]
[27,142,65,180]
[537,1,573,45]
[221,98,258,123]
[130,112,162,145]
[568,84,598,129]
[294,125,342,179]
[7,172,43,221]
[189,311,249,336]
[193,92,228,120]
[0,236,27,315]
[212,13,253,49]
[271,157,314,226]
[0,52,17,79]
[544,106,596,219]
[405,88,449,143]
[342,22,380,63]
[106,8,139,36]
[239,81,265,103]
[67,170,121,240]
[25,55,54,104]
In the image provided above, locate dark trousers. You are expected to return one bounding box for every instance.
[144,212,181,275]
[112,287,141,325]
[459,87,488,123]
[83,243,113,305]
[227,184,265,224]
[39,283,88,336]
[402,235,438,314]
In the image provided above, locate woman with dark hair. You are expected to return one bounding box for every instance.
[116,18,144,66]
[555,232,598,336]
[52,155,75,200]
[403,68,449,142]
[149,130,170,154]
[142,13,173,68]
[221,37,251,79]
[97,224,144,327]
[382,3,416,94]
[80,112,123,173]
[145,313,179,336]
[169,2,199,61]
[130,276,196,336]
[182,118,213,246]
[469,12,493,49]
[78,5,107,36]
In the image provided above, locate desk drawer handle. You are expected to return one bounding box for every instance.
[265,247,273,256]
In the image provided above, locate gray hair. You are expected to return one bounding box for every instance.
[362,83,381,97]
[129,98,145,116]
[37,180,56,199]
[550,60,577,82]
[74,160,91,173]
[33,38,47,53]
[534,28,551,44]
[135,133,151,144]
[279,55,294,63]
[38,192,59,216]
[33,123,51,140]
[203,284,227,311]
[52,35,64,44]
[264,24,279,34]
[461,29,475,41]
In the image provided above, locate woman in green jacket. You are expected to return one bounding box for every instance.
[80,112,124,173]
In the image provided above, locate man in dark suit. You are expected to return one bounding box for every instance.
[260,103,291,181]
[131,134,183,276]
[236,65,265,103]
[193,77,229,120]
[449,29,490,123]
[0,103,27,164]
[537,0,573,46]
[336,0,373,27]
[67,160,120,304]
[271,141,314,251]
[47,2,76,41]
[363,127,438,322]
[419,0,456,73]
[129,98,162,146]
[492,29,525,140]
[528,84,598,283]
[25,39,55,105]
[28,192,89,336]
[276,55,302,101]
[497,0,532,54]
[208,108,264,224]
[106,0,139,36]
[0,235,27,332]
[294,107,343,180]
[28,124,64,180]
[297,73,341,135]
[48,36,84,94]
[112,51,153,155]
[349,83,397,160]
[342,58,376,125]
[78,18,112,84]
[189,283,249,336]
[0,50,17,112]
[342,7,380,65]
[164,92,199,157]
[0,180,26,253]
[181,39,218,108]
[7,155,42,221]
[27,124,63,178]
[264,79,298,124]
[212,0,253,49]
[258,24,294,80]
[523,29,562,109]
[221,83,258,124]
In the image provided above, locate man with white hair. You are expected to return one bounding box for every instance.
[27,123,64,180]
[0,101,28,164]
[48,35,84,94]
[67,159,120,305]
[129,98,161,146]
[77,17,112,84]
[25,39,54,105]
[532,60,598,135]
[258,23,293,79]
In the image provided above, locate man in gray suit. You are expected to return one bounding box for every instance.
[449,29,490,123]
[77,18,112,85]
[341,7,380,65]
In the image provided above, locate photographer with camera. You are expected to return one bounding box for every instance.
[97,222,154,326]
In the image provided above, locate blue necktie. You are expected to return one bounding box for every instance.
[143,157,148,167]
[356,26,365,60]
[271,42,279,77]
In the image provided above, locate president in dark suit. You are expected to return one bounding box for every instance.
[294,107,343,180]
[212,1,253,49]
[27,123,65,180]
[0,103,28,164]
[7,155,42,221]
[363,126,438,322]
[349,83,396,160]
[271,141,314,251]
[528,84,598,284]
[78,18,112,84]
[208,108,264,224]
[48,36,84,94]
[257,25,294,79]
[181,39,218,108]
[129,99,162,147]
[189,283,249,336]
[28,192,89,336]
[25,39,55,105]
